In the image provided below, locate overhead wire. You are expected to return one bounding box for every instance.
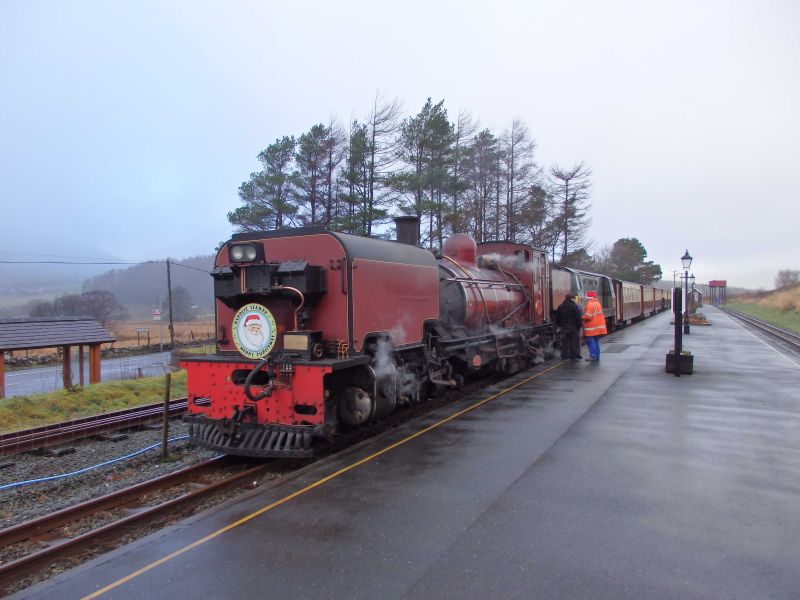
[0,260,143,265]
[0,259,209,273]
[0,250,151,262]
[170,261,212,274]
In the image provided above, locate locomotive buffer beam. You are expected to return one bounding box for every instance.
[185,415,318,458]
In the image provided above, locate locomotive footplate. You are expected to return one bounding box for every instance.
[184,414,319,458]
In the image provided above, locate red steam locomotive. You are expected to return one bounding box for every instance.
[181,218,669,458]
[180,218,554,457]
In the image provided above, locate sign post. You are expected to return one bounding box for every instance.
[154,304,163,352]
[136,328,150,346]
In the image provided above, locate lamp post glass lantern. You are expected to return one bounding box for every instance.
[682,250,693,334]
[681,250,693,270]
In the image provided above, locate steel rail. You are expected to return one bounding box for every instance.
[0,398,190,456]
[0,456,272,592]
[719,306,800,349]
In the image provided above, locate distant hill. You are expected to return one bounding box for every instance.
[82,255,215,318]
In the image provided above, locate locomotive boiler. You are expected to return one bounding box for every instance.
[181,220,554,458]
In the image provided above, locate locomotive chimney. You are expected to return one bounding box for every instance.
[394,216,420,246]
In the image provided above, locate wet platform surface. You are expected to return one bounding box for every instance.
[16,306,800,599]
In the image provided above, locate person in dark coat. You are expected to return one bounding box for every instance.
[555,294,583,361]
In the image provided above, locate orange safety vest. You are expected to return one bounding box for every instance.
[582,298,607,336]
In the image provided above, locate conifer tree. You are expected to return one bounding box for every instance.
[463,130,501,242]
[229,136,297,231]
[294,124,328,225]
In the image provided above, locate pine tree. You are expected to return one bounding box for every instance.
[517,183,558,252]
[337,120,370,234]
[391,98,454,247]
[294,124,328,225]
[463,130,501,242]
[229,136,298,231]
[606,238,663,283]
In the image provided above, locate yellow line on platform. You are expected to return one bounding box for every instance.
[82,361,564,599]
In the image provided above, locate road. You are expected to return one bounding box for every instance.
[4,351,174,398]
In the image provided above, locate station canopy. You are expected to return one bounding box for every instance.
[0,317,115,351]
[0,317,116,399]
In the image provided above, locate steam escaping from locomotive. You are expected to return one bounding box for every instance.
[480,252,536,272]
[372,324,406,380]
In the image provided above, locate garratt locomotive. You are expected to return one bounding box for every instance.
[181,219,554,458]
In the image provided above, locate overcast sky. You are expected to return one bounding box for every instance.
[1,0,798,289]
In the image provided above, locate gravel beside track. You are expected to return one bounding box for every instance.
[0,421,219,529]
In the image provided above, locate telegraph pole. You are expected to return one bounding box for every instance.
[166,259,175,348]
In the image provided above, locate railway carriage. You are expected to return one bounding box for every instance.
[550,267,617,330]
[615,280,644,325]
[643,285,656,316]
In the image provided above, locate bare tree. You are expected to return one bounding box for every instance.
[447,109,478,235]
[494,150,504,241]
[502,119,538,242]
[775,269,800,289]
[365,93,402,235]
[549,162,592,263]
[321,116,346,227]
[592,243,613,273]
[463,130,501,242]
[28,291,127,326]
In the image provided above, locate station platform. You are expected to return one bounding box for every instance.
[15,306,800,599]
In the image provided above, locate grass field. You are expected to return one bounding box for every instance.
[0,371,187,433]
[727,302,800,334]
[109,320,215,347]
[178,343,216,355]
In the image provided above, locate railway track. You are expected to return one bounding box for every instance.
[0,398,193,457]
[0,456,280,594]
[719,305,800,351]
[0,356,585,595]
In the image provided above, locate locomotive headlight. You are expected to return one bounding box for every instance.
[229,243,258,263]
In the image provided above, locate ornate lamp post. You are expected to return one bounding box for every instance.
[681,250,693,334]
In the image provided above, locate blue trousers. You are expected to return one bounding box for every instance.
[585,335,600,359]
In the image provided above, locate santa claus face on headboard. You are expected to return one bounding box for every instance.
[232,304,277,359]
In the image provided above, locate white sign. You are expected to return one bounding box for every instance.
[153,308,162,321]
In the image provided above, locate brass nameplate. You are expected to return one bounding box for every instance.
[283,334,309,351]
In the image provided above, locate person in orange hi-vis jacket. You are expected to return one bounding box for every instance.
[582,291,607,361]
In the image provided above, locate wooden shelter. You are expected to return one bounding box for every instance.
[0,317,115,399]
